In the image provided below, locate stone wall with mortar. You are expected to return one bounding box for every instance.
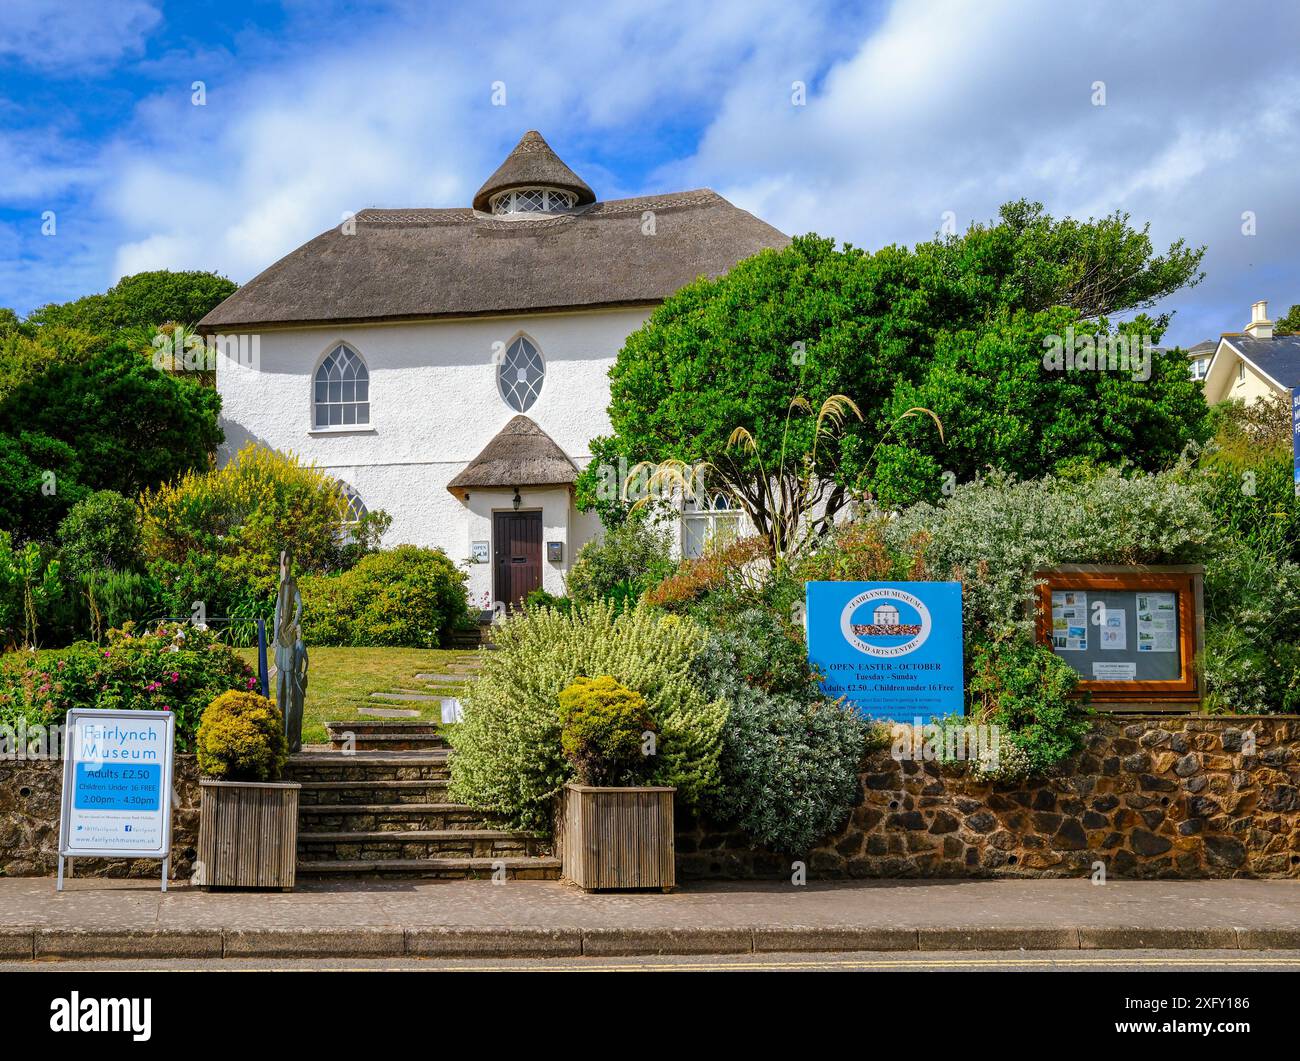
[677,716,1300,880]
[0,755,201,879]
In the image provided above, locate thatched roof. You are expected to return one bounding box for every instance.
[446,415,578,497]
[472,130,596,211]
[197,132,788,332]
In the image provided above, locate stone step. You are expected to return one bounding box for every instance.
[325,720,444,736]
[297,830,550,861]
[295,857,561,881]
[287,751,451,784]
[298,803,497,832]
[324,721,448,753]
[297,779,450,806]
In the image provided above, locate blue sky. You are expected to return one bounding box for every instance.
[3,0,1299,345]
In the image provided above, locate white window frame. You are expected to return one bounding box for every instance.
[489,186,576,216]
[310,342,373,433]
[1189,357,1209,381]
[681,492,742,559]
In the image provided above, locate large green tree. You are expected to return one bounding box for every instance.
[0,344,222,540]
[24,270,236,334]
[579,200,1209,532]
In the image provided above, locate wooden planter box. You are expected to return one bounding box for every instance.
[560,784,675,892]
[196,779,301,890]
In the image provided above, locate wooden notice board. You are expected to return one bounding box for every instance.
[1034,565,1205,710]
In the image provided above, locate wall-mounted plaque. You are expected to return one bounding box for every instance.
[470,541,489,564]
[1035,565,1204,708]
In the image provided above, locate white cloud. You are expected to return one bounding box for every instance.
[681,0,1300,343]
[0,0,161,71]
[9,0,1300,342]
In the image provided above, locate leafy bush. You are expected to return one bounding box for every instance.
[694,630,873,853]
[566,516,675,609]
[57,490,142,579]
[967,638,1090,777]
[0,343,222,508]
[0,534,62,648]
[195,690,288,781]
[301,545,468,647]
[447,601,727,832]
[1201,556,1300,713]
[885,467,1216,639]
[50,570,166,645]
[141,443,388,618]
[558,675,656,786]
[525,588,571,614]
[0,621,256,748]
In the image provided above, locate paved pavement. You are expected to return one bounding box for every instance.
[4,877,1300,961]
[5,950,1300,972]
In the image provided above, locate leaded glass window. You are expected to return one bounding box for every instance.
[313,344,369,428]
[489,187,576,215]
[497,335,545,412]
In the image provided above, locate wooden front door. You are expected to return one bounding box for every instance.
[493,510,543,607]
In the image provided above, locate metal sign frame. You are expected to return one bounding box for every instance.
[56,708,176,892]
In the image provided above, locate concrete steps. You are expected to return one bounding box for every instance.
[287,749,557,881]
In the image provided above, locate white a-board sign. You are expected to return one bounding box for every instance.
[57,708,176,892]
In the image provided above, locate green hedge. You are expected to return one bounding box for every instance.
[301,545,469,648]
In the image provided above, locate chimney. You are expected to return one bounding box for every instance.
[1245,299,1273,339]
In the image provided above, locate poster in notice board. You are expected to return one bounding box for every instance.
[1048,588,1181,682]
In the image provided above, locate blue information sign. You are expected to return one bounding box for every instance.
[1291,387,1300,495]
[806,581,965,721]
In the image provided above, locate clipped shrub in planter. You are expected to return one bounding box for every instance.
[195,690,299,890]
[557,674,675,891]
[196,690,289,782]
[559,675,656,786]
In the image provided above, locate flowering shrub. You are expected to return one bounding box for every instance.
[0,621,255,749]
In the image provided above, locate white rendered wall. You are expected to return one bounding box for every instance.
[215,307,651,599]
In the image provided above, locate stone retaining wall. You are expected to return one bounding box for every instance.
[677,716,1300,880]
[0,756,201,879]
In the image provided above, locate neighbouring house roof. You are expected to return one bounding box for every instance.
[1184,339,1216,359]
[197,133,789,332]
[1212,334,1300,391]
[446,414,578,497]
[472,129,596,211]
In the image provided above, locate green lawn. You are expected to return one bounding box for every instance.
[235,645,479,745]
